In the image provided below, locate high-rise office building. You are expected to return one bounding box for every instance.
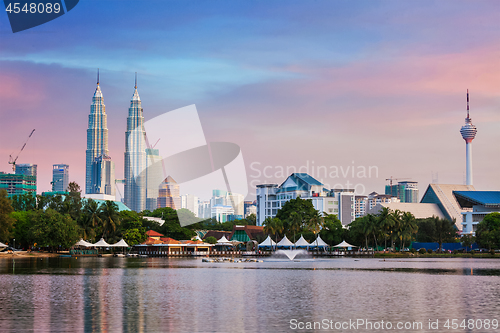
[460,90,477,186]
[92,155,115,195]
[385,181,419,203]
[145,148,163,212]
[181,194,199,217]
[157,176,181,209]
[0,172,36,196]
[85,71,115,195]
[52,164,69,192]
[124,74,146,212]
[15,163,37,193]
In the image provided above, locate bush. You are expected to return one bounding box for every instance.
[410,248,416,254]
[490,249,496,256]
[453,250,458,254]
[471,250,475,255]
[418,248,426,254]
[427,249,433,254]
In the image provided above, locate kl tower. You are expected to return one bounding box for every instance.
[460,90,477,186]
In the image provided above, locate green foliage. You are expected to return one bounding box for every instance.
[410,248,416,254]
[11,211,33,248]
[461,234,476,251]
[276,197,319,241]
[0,190,15,243]
[416,216,457,252]
[427,248,433,254]
[476,212,500,250]
[30,209,81,250]
[418,248,426,254]
[204,236,217,244]
[123,228,147,246]
[320,213,344,246]
[10,192,37,211]
[99,201,121,240]
[246,213,256,225]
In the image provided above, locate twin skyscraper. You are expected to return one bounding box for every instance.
[85,71,152,212]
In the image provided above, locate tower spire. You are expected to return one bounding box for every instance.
[135,72,137,89]
[97,68,100,85]
[466,89,469,118]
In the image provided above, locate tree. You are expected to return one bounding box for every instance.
[461,234,476,252]
[80,199,101,242]
[123,228,147,246]
[99,201,121,241]
[320,213,344,246]
[245,213,256,225]
[29,209,81,251]
[416,218,436,242]
[11,211,34,249]
[276,197,319,239]
[10,192,36,211]
[0,190,15,243]
[476,212,500,250]
[263,217,283,250]
[204,236,217,244]
[378,207,395,251]
[399,211,417,250]
[433,216,458,252]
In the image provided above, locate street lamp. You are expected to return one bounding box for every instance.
[13,238,15,249]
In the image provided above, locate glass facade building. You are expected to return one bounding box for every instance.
[85,76,115,195]
[124,79,146,212]
[52,164,69,192]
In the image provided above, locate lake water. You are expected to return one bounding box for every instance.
[1,256,500,332]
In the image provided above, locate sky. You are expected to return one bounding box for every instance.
[0,0,499,201]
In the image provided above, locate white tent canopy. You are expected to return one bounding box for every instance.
[258,235,276,247]
[310,235,329,248]
[0,241,7,248]
[333,240,357,248]
[216,235,234,246]
[294,235,310,248]
[217,236,230,243]
[93,238,111,247]
[75,239,94,247]
[277,235,294,248]
[110,239,129,247]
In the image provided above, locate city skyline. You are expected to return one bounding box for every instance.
[1,1,499,199]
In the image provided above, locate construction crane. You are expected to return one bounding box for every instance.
[385,176,410,187]
[8,129,35,172]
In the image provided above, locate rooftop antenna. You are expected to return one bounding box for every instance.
[466,89,469,119]
[135,72,137,89]
[97,68,100,85]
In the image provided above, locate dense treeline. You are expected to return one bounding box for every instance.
[263,197,460,251]
[0,183,257,251]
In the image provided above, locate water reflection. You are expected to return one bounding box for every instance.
[1,257,500,332]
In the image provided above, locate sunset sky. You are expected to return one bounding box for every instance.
[1,0,499,200]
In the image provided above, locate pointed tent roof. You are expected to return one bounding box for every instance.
[310,235,329,247]
[333,240,357,248]
[217,235,230,243]
[258,235,276,247]
[0,241,7,247]
[294,235,310,247]
[277,235,294,247]
[75,239,94,247]
[110,239,129,247]
[94,238,111,247]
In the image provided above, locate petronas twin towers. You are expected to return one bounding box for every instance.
[85,71,151,212]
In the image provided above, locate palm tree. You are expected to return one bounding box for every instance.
[263,217,283,251]
[308,212,324,252]
[378,207,394,252]
[99,201,120,240]
[289,212,302,243]
[80,199,101,242]
[390,209,403,251]
[366,214,379,251]
[400,211,417,250]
